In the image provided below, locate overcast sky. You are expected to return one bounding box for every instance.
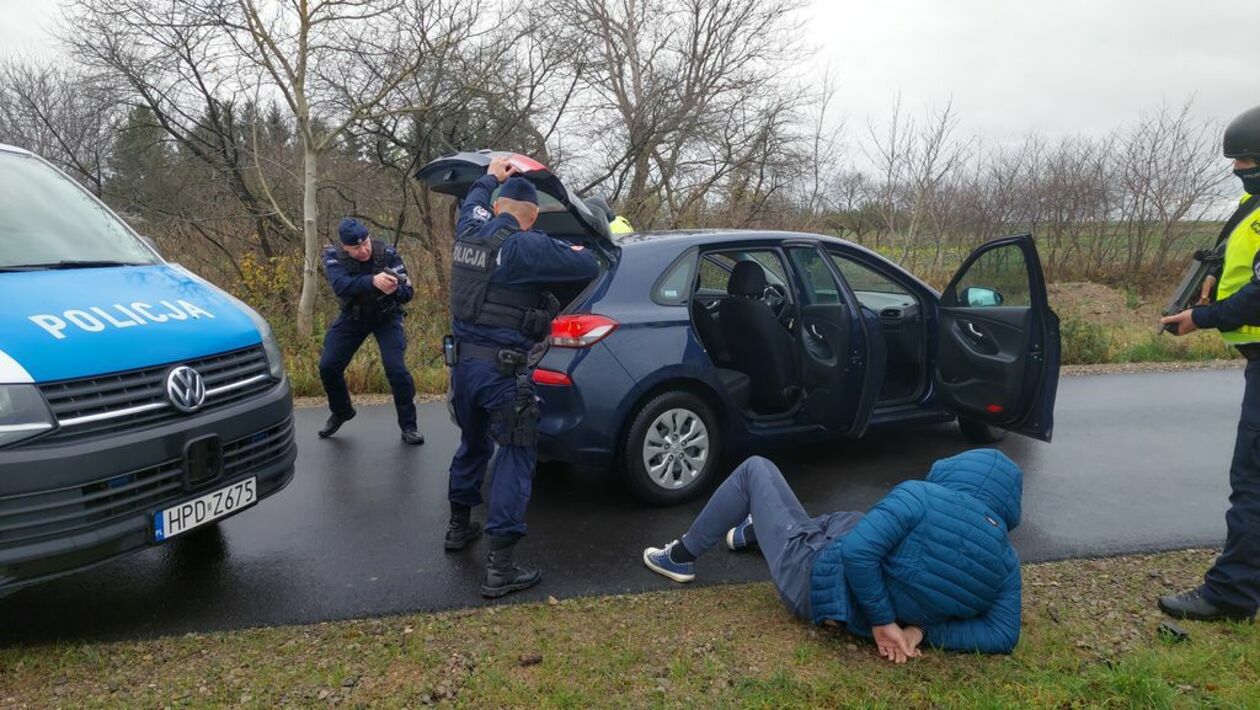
[2,0,1254,143]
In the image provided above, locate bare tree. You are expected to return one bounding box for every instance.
[193,0,475,336]
[554,0,810,229]
[343,5,572,304]
[0,60,119,194]
[63,0,294,258]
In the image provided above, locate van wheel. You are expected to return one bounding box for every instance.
[959,416,1006,444]
[623,391,722,506]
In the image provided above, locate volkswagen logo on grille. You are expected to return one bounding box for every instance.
[166,366,207,413]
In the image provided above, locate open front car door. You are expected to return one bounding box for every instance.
[933,234,1061,441]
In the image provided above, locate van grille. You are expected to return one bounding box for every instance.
[34,347,273,444]
[0,417,294,549]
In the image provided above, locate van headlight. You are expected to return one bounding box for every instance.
[238,305,285,380]
[250,317,283,380]
[260,325,286,380]
[0,385,56,448]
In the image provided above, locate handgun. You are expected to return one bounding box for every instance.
[381,267,410,288]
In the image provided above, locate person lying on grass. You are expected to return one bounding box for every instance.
[642,450,1023,662]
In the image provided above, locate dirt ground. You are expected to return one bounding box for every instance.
[1047,281,1165,329]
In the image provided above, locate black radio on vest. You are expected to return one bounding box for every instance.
[450,227,559,341]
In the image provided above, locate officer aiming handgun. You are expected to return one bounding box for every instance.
[316,218,424,446]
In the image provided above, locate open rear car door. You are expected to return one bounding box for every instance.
[415,150,618,263]
[932,234,1060,441]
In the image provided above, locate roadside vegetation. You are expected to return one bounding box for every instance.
[1,549,1255,707]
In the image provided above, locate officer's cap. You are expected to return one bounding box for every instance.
[338,217,370,245]
[499,177,538,205]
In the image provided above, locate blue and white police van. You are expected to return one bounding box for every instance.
[0,144,296,593]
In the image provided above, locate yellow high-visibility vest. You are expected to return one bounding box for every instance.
[1216,194,1260,344]
[609,215,634,235]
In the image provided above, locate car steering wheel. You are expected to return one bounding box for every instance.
[761,283,788,320]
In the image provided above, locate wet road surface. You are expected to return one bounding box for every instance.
[0,369,1241,645]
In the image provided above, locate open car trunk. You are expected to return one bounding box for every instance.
[416,150,618,262]
[415,150,616,311]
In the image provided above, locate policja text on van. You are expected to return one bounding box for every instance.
[28,300,216,339]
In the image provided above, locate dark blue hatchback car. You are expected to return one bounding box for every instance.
[420,152,1061,505]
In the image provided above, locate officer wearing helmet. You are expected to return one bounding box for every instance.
[317,218,424,446]
[444,156,598,598]
[1160,105,1260,621]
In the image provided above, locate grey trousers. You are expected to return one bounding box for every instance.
[681,456,863,620]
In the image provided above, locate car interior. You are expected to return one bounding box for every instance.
[689,247,929,421]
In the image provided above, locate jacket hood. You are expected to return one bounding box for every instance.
[925,448,1023,530]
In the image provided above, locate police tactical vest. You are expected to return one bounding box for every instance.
[1216,194,1260,345]
[450,226,542,336]
[336,241,390,314]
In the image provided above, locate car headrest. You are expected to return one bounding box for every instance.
[728,261,767,297]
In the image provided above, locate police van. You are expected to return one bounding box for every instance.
[0,144,296,593]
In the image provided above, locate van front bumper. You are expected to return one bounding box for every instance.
[0,378,295,593]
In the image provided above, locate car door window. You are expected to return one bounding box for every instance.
[827,252,914,309]
[654,250,697,305]
[945,244,1031,308]
[696,250,788,297]
[787,247,843,305]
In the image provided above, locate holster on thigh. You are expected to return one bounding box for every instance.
[490,376,541,447]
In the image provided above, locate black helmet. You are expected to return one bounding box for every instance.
[1223,105,1260,159]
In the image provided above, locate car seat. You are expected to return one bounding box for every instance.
[718,261,798,414]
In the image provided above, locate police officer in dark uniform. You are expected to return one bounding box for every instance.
[1160,105,1260,621]
[444,156,597,598]
[317,218,424,446]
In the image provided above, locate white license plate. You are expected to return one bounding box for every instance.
[154,477,257,542]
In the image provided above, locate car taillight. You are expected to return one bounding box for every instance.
[550,314,618,348]
[532,368,573,386]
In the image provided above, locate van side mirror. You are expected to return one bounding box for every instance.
[962,286,1003,307]
[140,235,160,254]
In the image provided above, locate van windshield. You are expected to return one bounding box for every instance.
[0,151,158,269]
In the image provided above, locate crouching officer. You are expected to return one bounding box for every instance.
[1160,105,1260,621]
[444,156,597,598]
[317,218,424,446]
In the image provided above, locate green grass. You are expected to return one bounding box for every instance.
[2,549,1256,707]
[1059,316,1238,366]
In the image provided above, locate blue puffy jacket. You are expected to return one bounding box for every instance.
[809,448,1023,654]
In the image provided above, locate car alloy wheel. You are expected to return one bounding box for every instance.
[642,407,710,490]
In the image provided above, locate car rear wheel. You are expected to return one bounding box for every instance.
[623,391,722,505]
[958,416,1007,444]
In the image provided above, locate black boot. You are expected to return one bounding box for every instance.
[401,429,425,445]
[481,535,542,598]
[317,409,356,438]
[1158,588,1254,622]
[444,504,482,552]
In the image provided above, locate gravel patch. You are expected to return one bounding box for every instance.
[1062,359,1244,376]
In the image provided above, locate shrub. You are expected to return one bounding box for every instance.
[1059,316,1111,365]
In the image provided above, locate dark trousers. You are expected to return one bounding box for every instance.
[1203,357,1260,613]
[447,358,536,538]
[680,456,862,620]
[318,313,417,431]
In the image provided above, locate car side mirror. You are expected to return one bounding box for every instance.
[139,235,160,254]
[962,286,1003,307]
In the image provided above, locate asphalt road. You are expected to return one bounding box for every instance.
[0,369,1242,646]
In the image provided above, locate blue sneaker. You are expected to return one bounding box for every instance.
[642,540,695,583]
[726,515,756,551]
